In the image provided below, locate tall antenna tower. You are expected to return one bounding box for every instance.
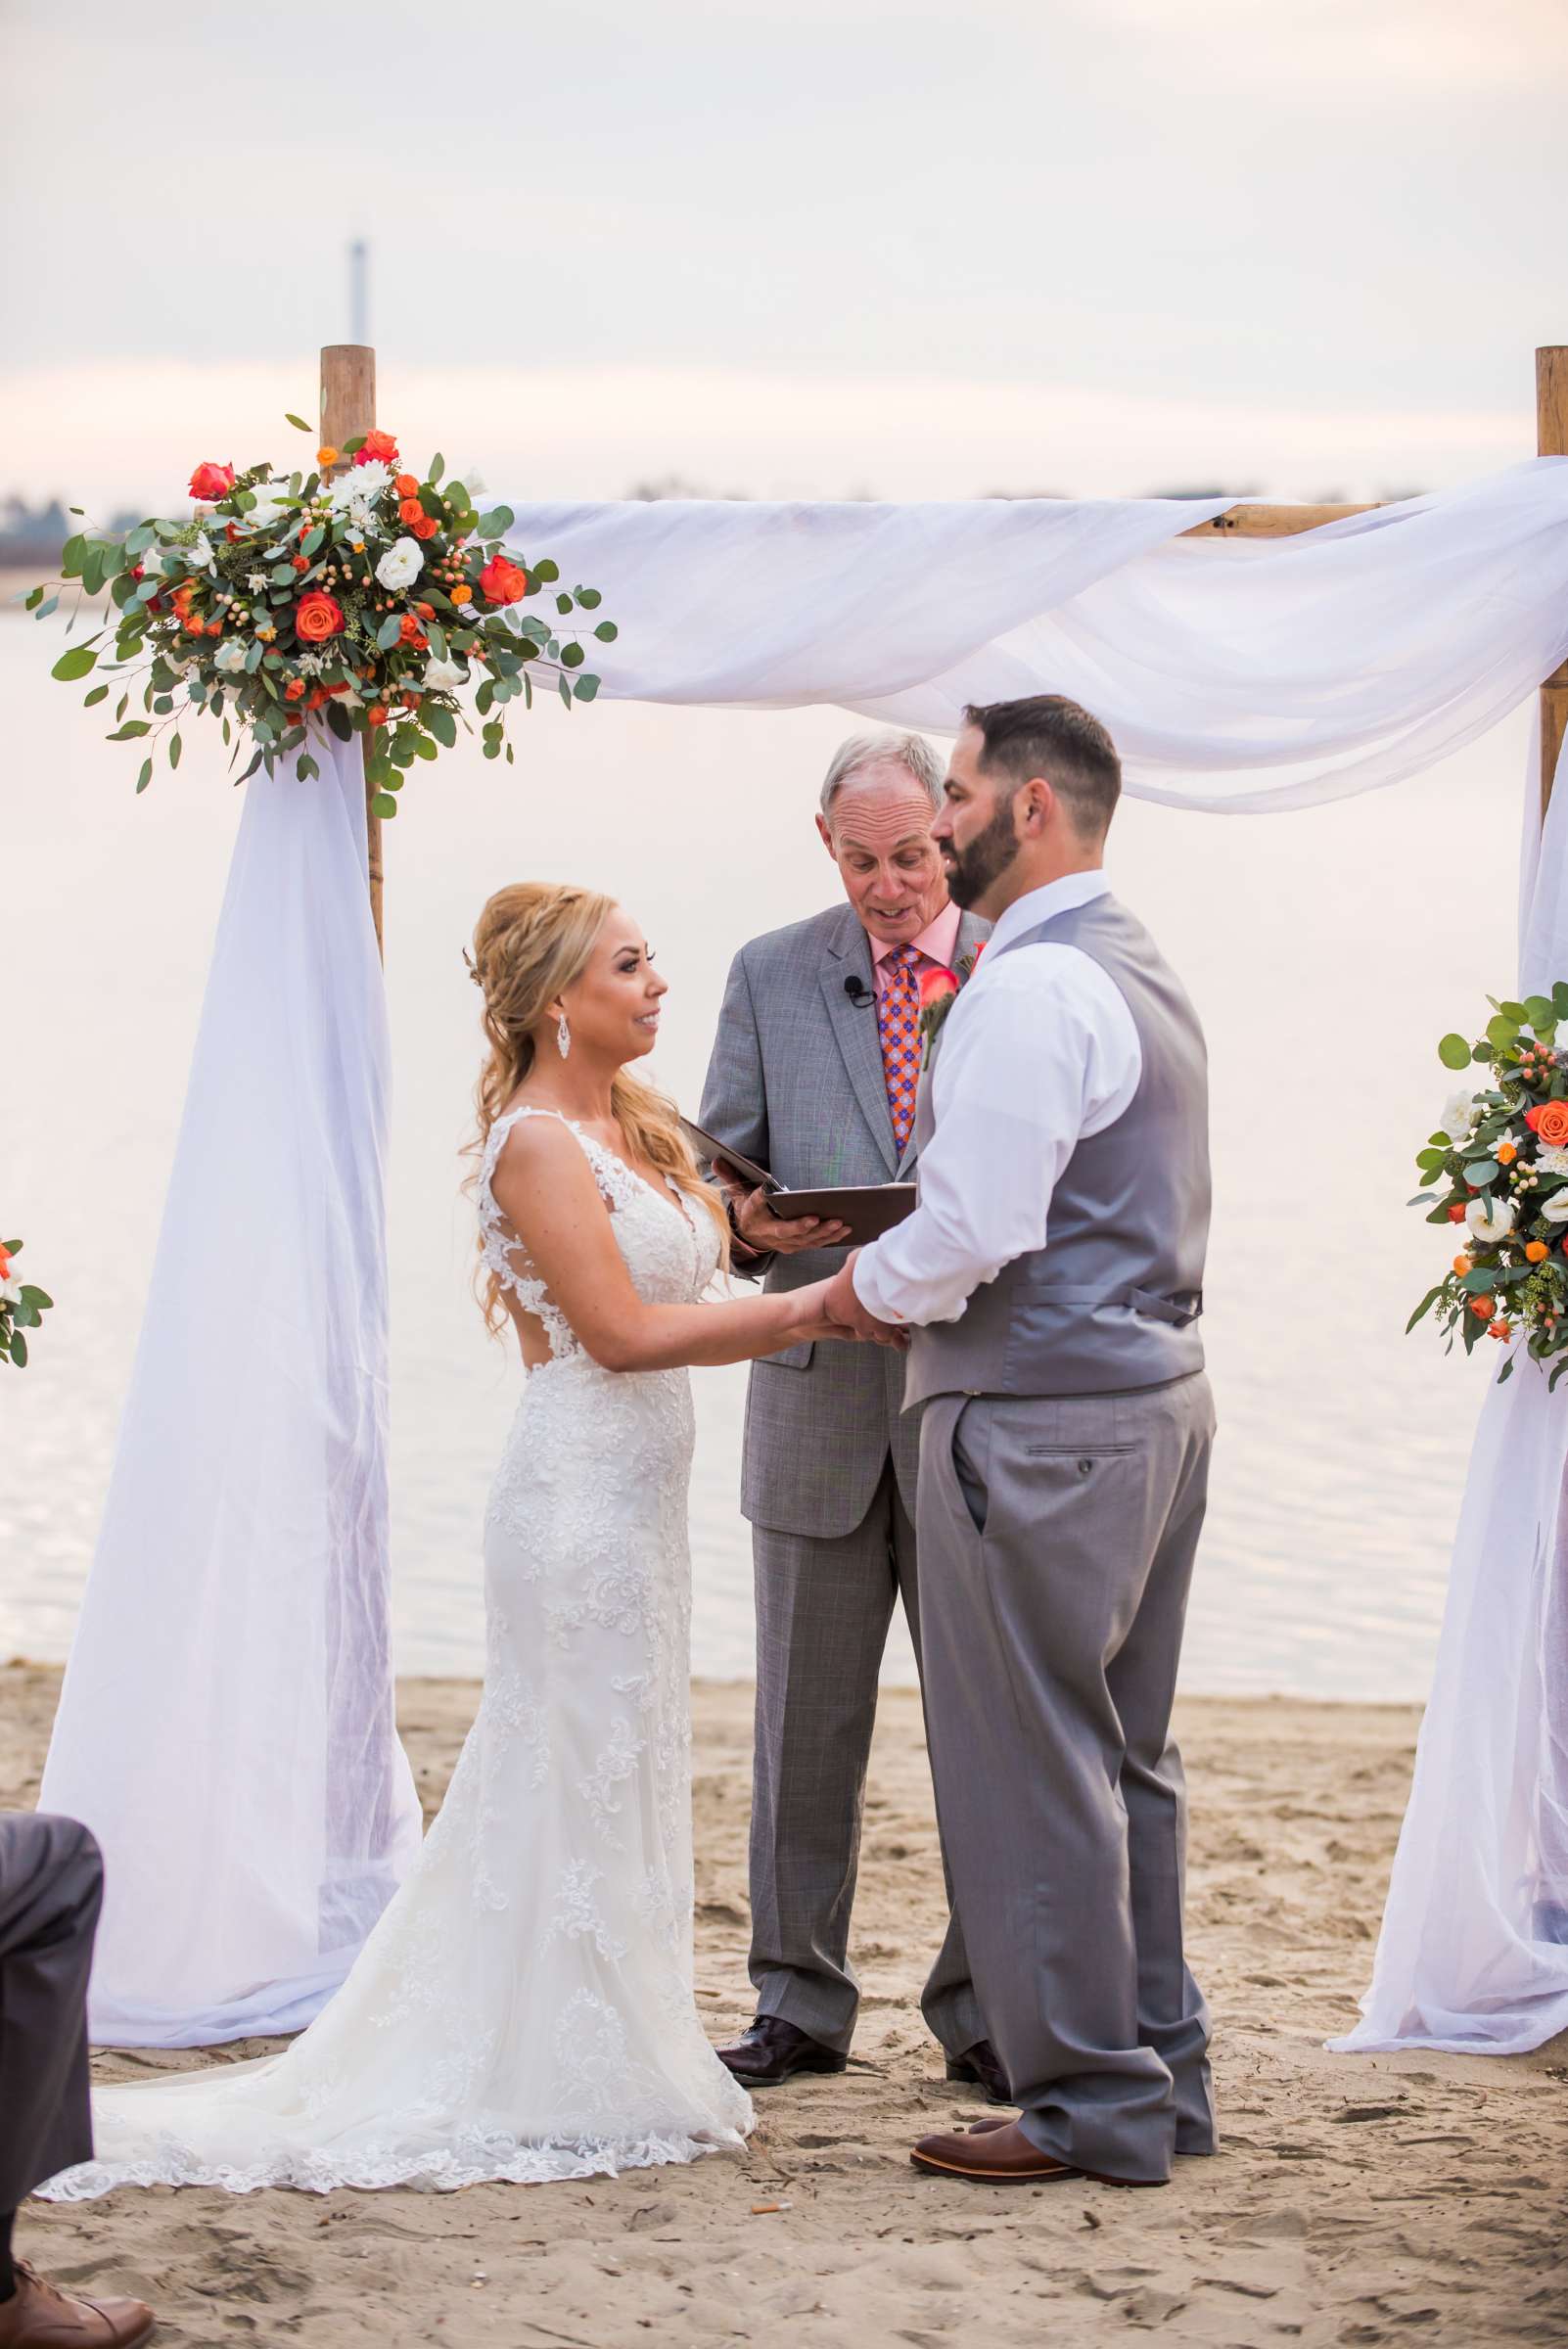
[348,239,370,345]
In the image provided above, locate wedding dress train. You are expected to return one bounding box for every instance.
[40,1107,753,2195]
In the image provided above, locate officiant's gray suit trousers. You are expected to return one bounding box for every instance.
[701,898,988,2059]
[917,1380,1217,2184]
[0,1811,103,2209]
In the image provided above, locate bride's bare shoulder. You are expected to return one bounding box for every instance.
[488,1103,598,1210]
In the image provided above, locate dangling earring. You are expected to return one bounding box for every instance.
[556,1014,571,1060]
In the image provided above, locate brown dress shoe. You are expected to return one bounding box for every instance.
[0,2265,155,2347]
[909,2118,1163,2188]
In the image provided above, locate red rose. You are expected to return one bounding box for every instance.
[294,590,346,644]
[1447,1204,1467,1221]
[188,460,236,501]
[918,964,960,1013]
[479,555,529,604]
[353,430,399,466]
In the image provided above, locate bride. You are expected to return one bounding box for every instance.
[41,881,881,2199]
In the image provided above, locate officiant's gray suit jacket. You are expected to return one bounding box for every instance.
[699,898,989,1540]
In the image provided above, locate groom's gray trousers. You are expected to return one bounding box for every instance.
[918,1374,1217,2184]
[0,1812,103,2208]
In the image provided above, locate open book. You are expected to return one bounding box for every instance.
[679,1118,917,1246]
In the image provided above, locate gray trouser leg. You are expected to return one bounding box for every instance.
[0,1812,104,2207]
[918,1376,1216,2184]
[750,1460,977,2053]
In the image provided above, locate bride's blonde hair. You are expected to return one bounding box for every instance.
[467,880,729,1332]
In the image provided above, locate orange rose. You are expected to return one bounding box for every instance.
[1527,1240,1550,1262]
[1490,1319,1512,1340]
[398,612,428,647]
[398,497,425,528]
[450,582,473,604]
[294,590,346,644]
[411,513,438,540]
[918,964,960,1013]
[284,678,306,702]
[205,619,223,636]
[0,1244,11,1279]
[1453,1254,1473,1275]
[316,444,340,469]
[1497,1140,1518,1164]
[353,429,399,466]
[479,554,529,604]
[1532,1100,1568,1148]
[1469,1296,1496,1320]
[366,704,389,728]
[393,473,420,498]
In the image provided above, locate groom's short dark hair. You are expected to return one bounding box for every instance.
[962,695,1122,841]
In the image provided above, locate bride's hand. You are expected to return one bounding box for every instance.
[787,1277,909,1350]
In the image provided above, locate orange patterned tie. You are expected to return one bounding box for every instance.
[877,944,922,1153]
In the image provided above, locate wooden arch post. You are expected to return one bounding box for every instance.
[319,343,384,957]
[1539,346,1568,821]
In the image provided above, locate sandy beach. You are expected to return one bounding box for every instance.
[4,1661,1565,2347]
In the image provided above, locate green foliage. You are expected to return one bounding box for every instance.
[33,421,617,807]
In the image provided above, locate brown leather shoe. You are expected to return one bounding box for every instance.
[909,2118,1164,2188]
[943,2038,1010,2105]
[715,2015,847,2087]
[0,2264,155,2347]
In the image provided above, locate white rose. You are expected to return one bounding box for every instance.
[1439,1088,1478,1147]
[186,532,215,573]
[212,637,250,675]
[1466,1196,1517,1243]
[0,1271,21,1308]
[376,536,422,590]
[421,655,467,692]
[332,460,392,508]
[243,481,292,530]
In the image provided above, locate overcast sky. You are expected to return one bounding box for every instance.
[2,0,1563,505]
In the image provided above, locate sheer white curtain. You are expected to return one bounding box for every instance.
[43,458,1568,2046]
[1328,729,1568,2054]
[40,729,421,2047]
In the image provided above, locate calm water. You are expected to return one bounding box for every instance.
[0,618,1528,1698]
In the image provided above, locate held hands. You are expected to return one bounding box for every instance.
[819,1255,909,1349]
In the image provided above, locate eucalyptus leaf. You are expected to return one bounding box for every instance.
[51,644,98,681]
[573,672,600,703]
[135,758,153,794]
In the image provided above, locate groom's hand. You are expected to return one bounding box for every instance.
[822,1256,907,1348]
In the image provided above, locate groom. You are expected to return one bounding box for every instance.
[826,694,1217,2188]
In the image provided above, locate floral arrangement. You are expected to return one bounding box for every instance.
[918,941,986,1063]
[1408,985,1568,1384]
[27,418,617,818]
[0,1237,53,1368]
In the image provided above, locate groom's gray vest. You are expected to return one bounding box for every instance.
[903,894,1210,1407]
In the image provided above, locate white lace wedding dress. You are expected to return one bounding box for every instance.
[40,1107,754,2196]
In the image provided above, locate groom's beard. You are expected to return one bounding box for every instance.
[944,791,1021,911]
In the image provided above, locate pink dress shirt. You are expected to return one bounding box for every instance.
[869,901,963,1000]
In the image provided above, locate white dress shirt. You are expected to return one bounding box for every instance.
[852,871,1142,1328]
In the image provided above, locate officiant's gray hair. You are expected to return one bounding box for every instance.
[818,730,945,823]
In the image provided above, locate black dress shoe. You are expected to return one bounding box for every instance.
[715,2014,848,2087]
[944,2037,1011,2105]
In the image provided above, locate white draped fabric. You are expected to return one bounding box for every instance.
[40,729,422,2046]
[42,457,1568,2047]
[1329,728,1568,2055]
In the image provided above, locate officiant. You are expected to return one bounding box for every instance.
[699,731,997,2095]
